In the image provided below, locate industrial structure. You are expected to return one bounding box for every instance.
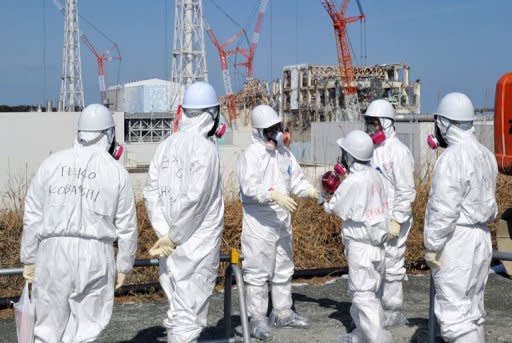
[53,0,121,107]
[234,0,270,80]
[58,0,84,112]
[169,0,209,111]
[206,24,244,128]
[219,63,420,131]
[278,63,421,130]
[321,0,365,121]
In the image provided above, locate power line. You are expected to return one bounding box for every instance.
[270,0,273,81]
[210,0,245,30]
[42,0,47,104]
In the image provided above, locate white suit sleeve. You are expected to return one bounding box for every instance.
[322,179,356,219]
[169,147,219,244]
[424,156,464,252]
[391,148,416,223]
[238,150,272,203]
[20,167,45,264]
[289,153,314,197]
[115,173,138,273]
[143,145,170,237]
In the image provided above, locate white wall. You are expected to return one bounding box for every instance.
[0,111,124,206]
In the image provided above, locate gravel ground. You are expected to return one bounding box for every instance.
[1,273,511,343]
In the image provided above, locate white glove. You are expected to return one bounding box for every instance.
[23,264,35,284]
[270,191,297,213]
[149,234,176,257]
[308,187,320,200]
[424,251,441,270]
[115,272,127,290]
[389,220,401,240]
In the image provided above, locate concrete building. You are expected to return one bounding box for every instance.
[105,78,177,113]
[278,63,421,129]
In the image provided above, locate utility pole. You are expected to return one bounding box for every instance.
[58,0,84,112]
[169,0,208,110]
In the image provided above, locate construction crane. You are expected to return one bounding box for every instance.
[206,24,245,129]
[53,0,121,105]
[80,37,121,105]
[234,0,269,80]
[321,0,365,120]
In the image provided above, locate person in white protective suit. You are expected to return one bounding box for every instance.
[363,99,416,327]
[143,81,224,343]
[238,104,320,341]
[20,103,138,343]
[424,92,497,343]
[320,130,393,343]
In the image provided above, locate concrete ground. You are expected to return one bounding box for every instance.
[1,273,511,343]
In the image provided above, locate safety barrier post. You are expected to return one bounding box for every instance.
[223,259,234,338]
[220,248,251,343]
[427,272,439,343]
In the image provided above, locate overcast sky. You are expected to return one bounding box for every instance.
[1,0,510,112]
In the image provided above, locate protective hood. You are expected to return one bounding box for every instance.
[349,160,370,173]
[440,120,475,147]
[75,131,110,151]
[179,111,215,137]
[381,118,395,138]
[251,128,277,150]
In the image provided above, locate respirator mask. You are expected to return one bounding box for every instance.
[427,116,449,150]
[262,123,284,150]
[365,117,387,145]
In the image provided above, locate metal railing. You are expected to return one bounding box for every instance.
[427,250,512,343]
[0,249,251,343]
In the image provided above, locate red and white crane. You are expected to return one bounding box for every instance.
[321,0,365,120]
[206,24,245,128]
[234,0,269,80]
[80,36,121,105]
[53,0,122,105]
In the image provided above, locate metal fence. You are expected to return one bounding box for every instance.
[1,250,251,343]
[3,249,511,342]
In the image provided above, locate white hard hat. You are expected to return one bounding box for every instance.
[436,92,475,122]
[182,81,219,109]
[78,104,114,131]
[364,99,395,120]
[336,130,373,162]
[251,104,281,129]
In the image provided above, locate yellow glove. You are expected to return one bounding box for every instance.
[149,234,177,257]
[424,251,441,270]
[23,264,35,284]
[270,191,297,213]
[115,272,127,290]
[389,220,401,240]
[308,187,320,200]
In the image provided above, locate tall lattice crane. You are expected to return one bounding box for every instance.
[234,0,269,80]
[206,24,245,128]
[53,0,121,106]
[321,0,365,120]
[58,0,84,111]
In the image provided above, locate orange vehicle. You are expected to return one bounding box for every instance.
[495,72,512,275]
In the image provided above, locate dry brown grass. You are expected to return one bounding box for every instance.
[2,172,512,302]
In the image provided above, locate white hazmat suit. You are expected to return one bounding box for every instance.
[144,106,224,343]
[21,134,137,343]
[425,124,497,342]
[371,128,416,326]
[238,123,315,337]
[323,161,392,343]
